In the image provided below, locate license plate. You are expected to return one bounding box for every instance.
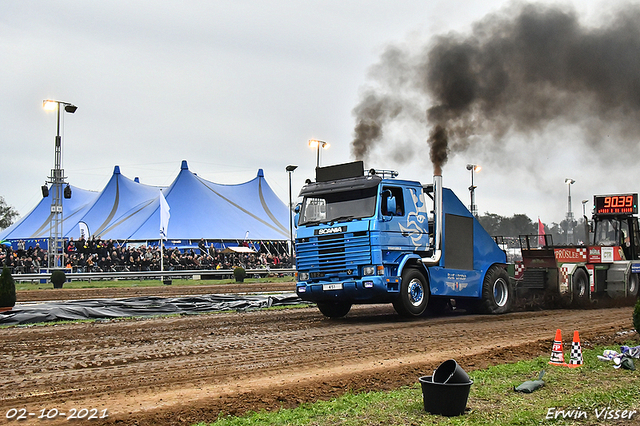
[322,283,343,291]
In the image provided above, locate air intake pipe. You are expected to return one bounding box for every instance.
[421,174,442,266]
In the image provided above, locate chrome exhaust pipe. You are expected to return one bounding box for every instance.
[422,174,442,266]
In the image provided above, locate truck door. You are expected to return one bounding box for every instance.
[379,185,429,253]
[629,217,640,260]
[379,186,406,249]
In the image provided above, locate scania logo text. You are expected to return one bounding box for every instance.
[318,227,344,235]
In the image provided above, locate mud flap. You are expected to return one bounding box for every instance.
[605,262,631,298]
[559,263,577,295]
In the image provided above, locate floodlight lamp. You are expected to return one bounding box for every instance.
[64,104,77,113]
[308,139,328,149]
[43,100,57,111]
[565,178,575,185]
[286,165,298,172]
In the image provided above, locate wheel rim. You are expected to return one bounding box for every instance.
[630,274,638,294]
[492,278,508,307]
[575,276,587,297]
[408,278,424,307]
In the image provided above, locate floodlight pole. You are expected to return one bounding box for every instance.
[286,165,298,258]
[308,139,329,168]
[43,100,77,270]
[466,164,480,217]
[565,178,575,244]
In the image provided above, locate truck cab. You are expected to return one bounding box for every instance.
[294,161,511,318]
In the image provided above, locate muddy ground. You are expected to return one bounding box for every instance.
[1,284,637,425]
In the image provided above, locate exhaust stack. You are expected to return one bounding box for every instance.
[422,173,442,266]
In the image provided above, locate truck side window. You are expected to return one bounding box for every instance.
[381,186,404,216]
[301,197,326,223]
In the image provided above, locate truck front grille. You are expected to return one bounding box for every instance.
[296,231,371,276]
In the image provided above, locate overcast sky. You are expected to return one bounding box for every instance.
[1,0,632,227]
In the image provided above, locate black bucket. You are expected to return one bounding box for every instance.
[433,359,470,384]
[419,375,473,416]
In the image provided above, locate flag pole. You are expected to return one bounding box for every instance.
[538,217,546,247]
[159,190,170,285]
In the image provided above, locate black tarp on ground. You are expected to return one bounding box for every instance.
[0,293,304,325]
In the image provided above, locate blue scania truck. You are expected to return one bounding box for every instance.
[294,161,511,318]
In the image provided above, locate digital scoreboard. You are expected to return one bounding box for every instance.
[594,193,638,215]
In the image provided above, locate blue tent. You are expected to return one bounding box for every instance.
[0,185,98,241]
[0,161,290,244]
[130,161,289,241]
[65,165,163,240]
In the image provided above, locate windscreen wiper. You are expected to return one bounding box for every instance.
[302,220,322,226]
[329,216,355,223]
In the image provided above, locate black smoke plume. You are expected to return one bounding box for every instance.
[351,2,640,173]
[351,91,403,160]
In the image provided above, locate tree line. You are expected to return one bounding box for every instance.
[477,212,587,246]
[0,197,18,231]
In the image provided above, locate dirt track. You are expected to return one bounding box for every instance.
[1,285,637,425]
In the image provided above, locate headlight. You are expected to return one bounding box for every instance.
[363,266,375,276]
[298,272,309,281]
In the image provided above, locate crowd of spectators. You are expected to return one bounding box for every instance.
[1,237,293,274]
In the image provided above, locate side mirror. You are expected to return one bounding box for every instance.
[386,196,397,216]
[294,203,301,228]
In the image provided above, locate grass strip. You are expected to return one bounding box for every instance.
[15,276,294,291]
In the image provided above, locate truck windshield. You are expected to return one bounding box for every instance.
[299,187,377,225]
[594,218,628,246]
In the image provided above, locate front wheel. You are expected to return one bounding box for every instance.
[393,268,429,317]
[572,268,589,305]
[317,302,352,318]
[477,266,513,314]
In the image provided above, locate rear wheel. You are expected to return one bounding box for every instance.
[393,268,429,317]
[477,266,512,314]
[572,268,589,305]
[316,302,352,318]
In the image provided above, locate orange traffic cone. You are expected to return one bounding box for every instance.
[567,330,583,368]
[549,329,565,366]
